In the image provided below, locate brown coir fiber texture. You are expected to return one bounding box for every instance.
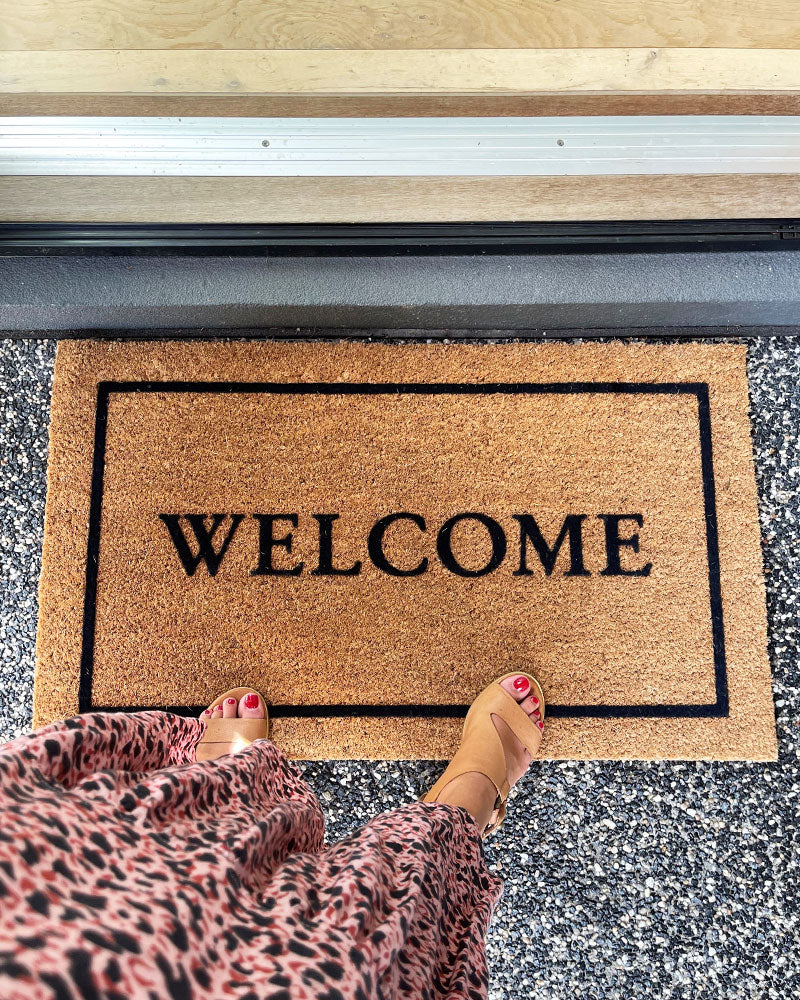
[34,341,776,761]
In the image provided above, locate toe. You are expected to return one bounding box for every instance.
[222,696,238,719]
[519,694,540,716]
[200,707,212,721]
[500,674,531,702]
[239,692,265,719]
[211,704,223,719]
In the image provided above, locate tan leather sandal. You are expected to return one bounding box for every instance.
[195,687,269,762]
[421,672,545,837]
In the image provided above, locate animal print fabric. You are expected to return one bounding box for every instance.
[0,711,502,999]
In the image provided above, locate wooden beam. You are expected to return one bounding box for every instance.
[2,93,800,117]
[3,49,800,96]
[3,174,799,223]
[2,0,799,51]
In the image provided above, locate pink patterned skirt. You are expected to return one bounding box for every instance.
[0,711,502,999]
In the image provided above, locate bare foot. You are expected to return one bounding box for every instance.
[201,691,266,726]
[432,675,543,833]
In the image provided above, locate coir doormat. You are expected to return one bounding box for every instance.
[34,341,776,761]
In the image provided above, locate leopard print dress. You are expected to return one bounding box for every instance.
[0,711,503,999]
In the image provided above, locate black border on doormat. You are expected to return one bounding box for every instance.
[79,380,729,720]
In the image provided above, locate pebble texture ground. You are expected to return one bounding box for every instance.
[1,336,797,999]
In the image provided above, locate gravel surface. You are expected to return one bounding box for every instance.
[0,340,54,741]
[1,336,797,999]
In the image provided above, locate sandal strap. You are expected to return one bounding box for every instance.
[485,799,508,837]
[422,742,510,808]
[203,717,267,744]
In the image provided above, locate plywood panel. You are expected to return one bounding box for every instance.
[3,48,800,95]
[3,174,799,222]
[1,0,798,51]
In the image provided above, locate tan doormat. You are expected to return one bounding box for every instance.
[34,341,776,761]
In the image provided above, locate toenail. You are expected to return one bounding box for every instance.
[531,697,539,707]
[512,676,530,692]
[243,693,259,709]
[226,698,237,705]
[537,720,544,730]
[534,710,540,719]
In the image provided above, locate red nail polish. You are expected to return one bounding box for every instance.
[203,709,211,716]
[243,694,259,709]
[512,676,530,692]
[537,720,544,730]
[533,710,540,719]
[226,698,237,705]
[531,697,539,707]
